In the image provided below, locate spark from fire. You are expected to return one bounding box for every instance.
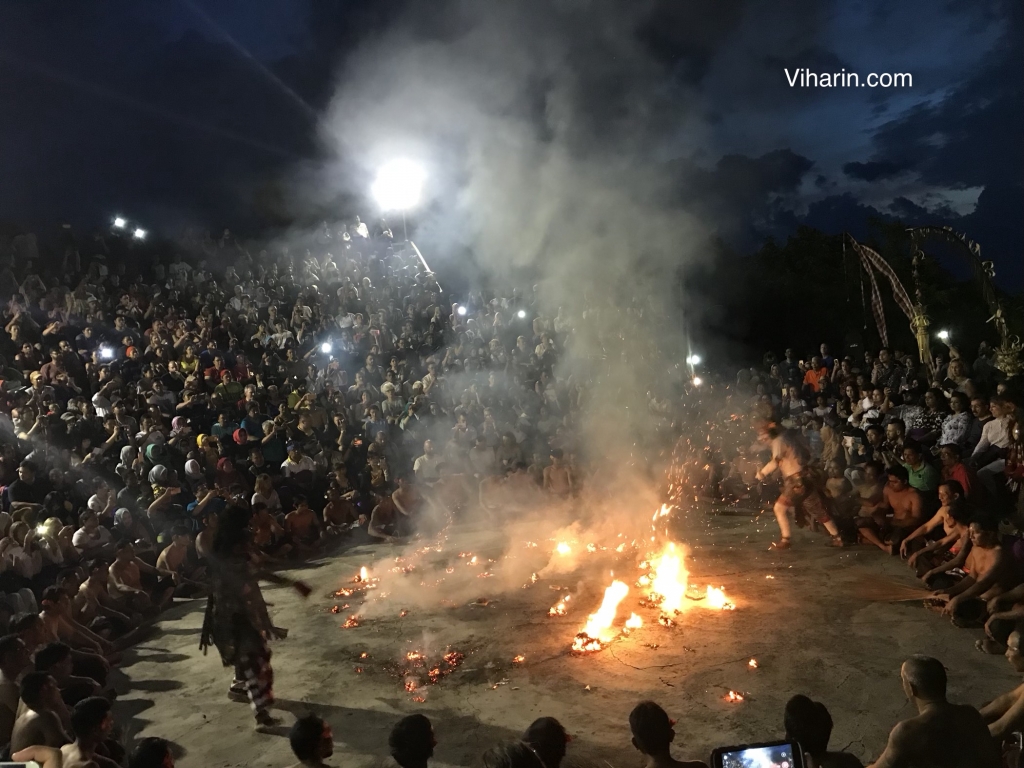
[572,580,629,652]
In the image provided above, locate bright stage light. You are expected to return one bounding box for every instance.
[320,342,333,354]
[686,354,702,366]
[457,305,467,316]
[133,228,147,240]
[100,346,115,360]
[692,376,703,387]
[937,330,950,341]
[517,310,526,319]
[372,159,426,211]
[112,217,126,229]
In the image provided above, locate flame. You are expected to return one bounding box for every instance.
[572,580,629,652]
[748,658,758,668]
[625,613,643,629]
[469,556,478,565]
[556,542,571,556]
[650,543,688,613]
[706,586,735,610]
[586,543,597,553]
[360,652,369,659]
[341,615,360,628]
[357,566,369,582]
[406,651,424,661]
[512,654,525,664]
[725,690,744,703]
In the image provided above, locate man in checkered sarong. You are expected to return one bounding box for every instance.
[754,422,845,550]
[200,506,312,729]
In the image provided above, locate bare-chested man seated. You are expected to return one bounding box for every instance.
[628,700,708,768]
[866,655,999,767]
[980,626,1024,745]
[543,449,575,499]
[902,481,970,574]
[931,519,1020,627]
[856,466,923,555]
[10,671,70,752]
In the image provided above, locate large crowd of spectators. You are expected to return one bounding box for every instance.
[0,216,1021,767]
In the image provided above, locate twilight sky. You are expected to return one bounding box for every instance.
[0,0,1019,286]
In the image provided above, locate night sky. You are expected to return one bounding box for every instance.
[0,0,1020,287]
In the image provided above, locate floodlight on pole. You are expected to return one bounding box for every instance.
[457,305,467,316]
[112,217,126,229]
[133,228,147,240]
[372,159,426,242]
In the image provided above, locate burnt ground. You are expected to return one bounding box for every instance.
[113,507,1018,767]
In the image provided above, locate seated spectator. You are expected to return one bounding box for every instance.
[10,671,70,751]
[628,701,707,768]
[932,519,1020,626]
[33,641,102,707]
[62,696,117,768]
[522,717,569,768]
[0,633,30,747]
[284,496,324,555]
[855,466,923,555]
[482,742,543,768]
[109,541,175,614]
[129,736,175,768]
[783,694,862,768]
[389,714,435,768]
[72,561,136,640]
[906,483,972,578]
[937,444,981,500]
[867,655,998,767]
[286,713,334,768]
[71,511,115,559]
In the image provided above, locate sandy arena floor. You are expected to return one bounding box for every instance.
[113,507,1020,767]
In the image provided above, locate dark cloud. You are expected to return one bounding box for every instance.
[843,161,905,181]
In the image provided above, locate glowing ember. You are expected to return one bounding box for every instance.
[354,666,363,673]
[650,543,688,613]
[615,543,626,553]
[411,695,426,703]
[555,542,571,556]
[572,580,629,652]
[360,652,369,659]
[530,573,538,583]
[512,655,525,664]
[405,678,419,692]
[748,658,758,668]
[469,556,478,565]
[586,543,597,553]
[549,595,571,616]
[443,651,465,666]
[658,615,675,627]
[706,586,735,610]
[399,610,409,617]
[330,605,340,614]
[766,575,775,580]
[341,615,360,628]
[625,613,643,629]
[725,690,744,703]
[445,567,455,574]
[406,651,424,661]
[334,588,354,597]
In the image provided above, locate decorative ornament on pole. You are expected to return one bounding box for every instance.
[908,226,1022,377]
